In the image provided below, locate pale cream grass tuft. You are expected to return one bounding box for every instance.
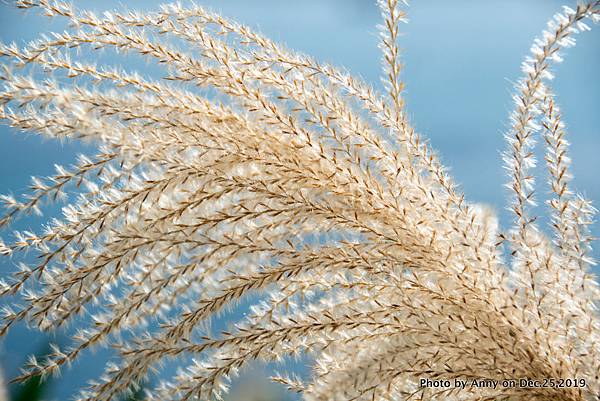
[0,1,599,401]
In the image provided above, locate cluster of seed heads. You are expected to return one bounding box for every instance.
[0,1,599,400]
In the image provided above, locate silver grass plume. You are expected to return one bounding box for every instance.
[0,1,599,400]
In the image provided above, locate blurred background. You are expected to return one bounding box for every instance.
[0,1,598,400]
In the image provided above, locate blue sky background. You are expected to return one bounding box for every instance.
[0,1,599,400]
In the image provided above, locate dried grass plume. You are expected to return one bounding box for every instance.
[0,1,599,400]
